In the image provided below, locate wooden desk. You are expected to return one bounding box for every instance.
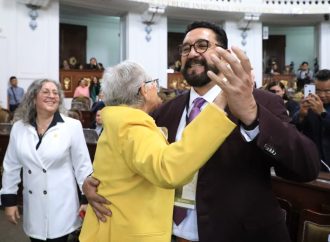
[263,74,296,87]
[271,174,330,241]
[60,69,103,97]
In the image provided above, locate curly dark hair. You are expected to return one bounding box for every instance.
[185,21,228,49]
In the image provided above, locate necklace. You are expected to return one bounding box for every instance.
[36,119,52,134]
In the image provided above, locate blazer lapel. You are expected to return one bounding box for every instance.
[167,92,189,143]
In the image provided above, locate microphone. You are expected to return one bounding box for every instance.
[321,159,330,172]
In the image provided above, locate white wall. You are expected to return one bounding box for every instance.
[60,14,121,67]
[269,26,315,72]
[318,22,330,70]
[223,21,263,88]
[125,12,168,88]
[0,0,59,108]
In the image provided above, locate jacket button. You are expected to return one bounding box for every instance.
[43,191,47,195]
[28,170,32,174]
[42,169,46,173]
[29,190,32,194]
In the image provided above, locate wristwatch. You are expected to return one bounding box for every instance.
[241,118,259,130]
[320,111,327,119]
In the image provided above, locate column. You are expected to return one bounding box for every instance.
[223,21,263,88]
[123,11,168,88]
[0,0,59,108]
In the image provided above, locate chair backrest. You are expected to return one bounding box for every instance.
[298,209,330,242]
[277,197,293,226]
[0,108,12,123]
[71,96,91,111]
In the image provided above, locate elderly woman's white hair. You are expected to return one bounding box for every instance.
[101,61,150,106]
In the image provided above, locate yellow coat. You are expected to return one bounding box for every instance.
[80,104,235,242]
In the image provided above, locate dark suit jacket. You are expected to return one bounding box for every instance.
[292,103,330,171]
[151,89,320,242]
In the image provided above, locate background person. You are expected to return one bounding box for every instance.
[73,78,90,98]
[7,76,24,112]
[292,69,330,171]
[79,60,237,242]
[296,61,313,91]
[265,81,300,117]
[84,21,320,242]
[89,76,101,103]
[1,79,93,242]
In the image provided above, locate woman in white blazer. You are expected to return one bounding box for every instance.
[0,79,93,242]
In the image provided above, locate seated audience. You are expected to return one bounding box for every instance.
[85,57,104,70]
[265,81,300,117]
[265,61,280,75]
[91,109,103,136]
[61,59,70,70]
[292,69,330,171]
[72,96,91,111]
[1,78,93,242]
[91,91,105,112]
[67,109,82,121]
[74,78,90,98]
[79,60,236,242]
[7,76,24,112]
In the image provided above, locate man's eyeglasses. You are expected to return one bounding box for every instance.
[40,89,59,97]
[179,39,222,56]
[316,89,330,95]
[269,89,281,94]
[137,79,160,95]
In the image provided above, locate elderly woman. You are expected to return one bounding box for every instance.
[1,79,93,242]
[79,61,236,242]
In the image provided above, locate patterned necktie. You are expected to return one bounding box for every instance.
[173,97,206,226]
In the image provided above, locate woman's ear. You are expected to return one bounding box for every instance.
[139,83,148,99]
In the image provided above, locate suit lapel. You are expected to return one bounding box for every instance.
[167,92,189,143]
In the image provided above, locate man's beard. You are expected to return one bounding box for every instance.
[181,58,219,87]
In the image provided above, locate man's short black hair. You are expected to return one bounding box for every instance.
[185,21,228,49]
[301,61,309,65]
[315,69,330,82]
[9,76,17,81]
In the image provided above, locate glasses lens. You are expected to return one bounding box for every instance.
[154,79,160,92]
[179,44,191,56]
[194,40,209,54]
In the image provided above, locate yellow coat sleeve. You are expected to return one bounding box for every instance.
[120,103,236,188]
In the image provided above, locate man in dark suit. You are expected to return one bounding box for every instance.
[82,21,320,242]
[292,69,330,172]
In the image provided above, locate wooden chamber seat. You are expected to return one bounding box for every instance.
[297,209,330,242]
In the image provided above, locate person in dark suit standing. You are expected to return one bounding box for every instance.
[82,21,320,242]
[292,69,330,172]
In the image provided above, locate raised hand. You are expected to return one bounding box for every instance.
[306,94,325,115]
[207,46,257,125]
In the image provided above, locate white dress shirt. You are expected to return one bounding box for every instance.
[172,85,259,241]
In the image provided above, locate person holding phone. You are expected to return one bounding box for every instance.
[292,69,330,171]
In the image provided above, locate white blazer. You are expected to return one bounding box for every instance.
[1,115,93,240]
